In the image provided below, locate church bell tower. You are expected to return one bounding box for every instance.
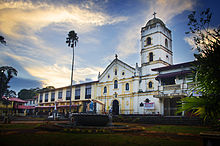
[140,13,173,75]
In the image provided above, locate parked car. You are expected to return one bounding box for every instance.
[48,113,61,119]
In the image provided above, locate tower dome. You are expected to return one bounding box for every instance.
[145,17,165,27]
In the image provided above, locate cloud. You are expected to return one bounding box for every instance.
[149,0,195,24]
[1,42,104,87]
[115,0,195,58]
[9,77,43,93]
[0,0,126,88]
[184,36,196,49]
[184,28,218,51]
[0,0,127,38]
[25,64,104,88]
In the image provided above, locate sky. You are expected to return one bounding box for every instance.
[0,0,219,93]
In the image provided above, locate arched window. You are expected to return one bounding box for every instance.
[104,86,107,93]
[149,52,153,62]
[115,69,117,75]
[125,83,129,91]
[114,80,118,89]
[149,81,153,88]
[147,37,151,45]
[165,38,168,48]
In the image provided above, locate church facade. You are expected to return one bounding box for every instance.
[37,16,194,116]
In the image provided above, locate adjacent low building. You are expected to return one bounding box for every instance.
[36,81,105,116]
[24,96,38,115]
[0,97,30,116]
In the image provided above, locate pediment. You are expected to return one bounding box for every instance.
[99,58,135,82]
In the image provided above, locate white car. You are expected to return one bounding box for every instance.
[48,113,61,119]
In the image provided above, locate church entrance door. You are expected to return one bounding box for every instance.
[112,100,119,115]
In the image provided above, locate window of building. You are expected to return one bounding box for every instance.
[85,84,91,99]
[114,80,118,89]
[115,69,117,75]
[75,86,80,100]
[147,37,151,45]
[149,52,153,62]
[40,94,43,102]
[149,81,153,88]
[165,38,168,48]
[51,92,55,101]
[104,86,107,94]
[45,93,48,102]
[125,83,129,91]
[58,91,62,99]
[161,77,175,85]
[33,100,35,104]
[66,90,71,100]
[122,72,125,76]
[108,74,110,78]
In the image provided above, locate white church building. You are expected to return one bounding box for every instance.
[37,16,194,116]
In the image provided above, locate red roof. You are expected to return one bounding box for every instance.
[58,105,78,107]
[36,105,78,108]
[17,105,35,109]
[2,96,27,103]
[8,97,27,103]
[35,106,55,108]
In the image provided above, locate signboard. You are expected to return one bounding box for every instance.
[144,102,155,109]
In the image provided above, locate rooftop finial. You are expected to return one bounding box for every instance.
[153,12,157,18]
[115,54,118,59]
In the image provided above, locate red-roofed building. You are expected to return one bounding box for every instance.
[0,96,35,116]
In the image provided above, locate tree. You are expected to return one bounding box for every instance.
[0,35,6,45]
[18,88,39,100]
[5,90,16,98]
[36,86,55,93]
[178,9,220,124]
[66,30,79,114]
[0,66,17,99]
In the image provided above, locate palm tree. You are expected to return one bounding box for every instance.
[66,30,79,115]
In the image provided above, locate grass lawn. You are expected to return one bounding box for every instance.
[0,132,201,146]
[140,125,210,135]
[0,123,206,146]
[0,123,42,130]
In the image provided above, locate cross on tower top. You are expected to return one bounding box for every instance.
[153,12,157,18]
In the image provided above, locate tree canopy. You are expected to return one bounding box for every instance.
[178,8,220,124]
[66,30,79,49]
[18,88,38,100]
[0,66,17,99]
